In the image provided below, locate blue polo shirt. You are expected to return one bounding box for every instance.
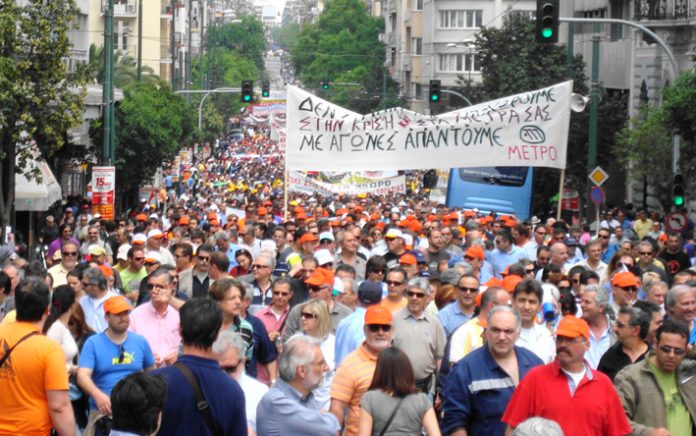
[441,345,543,435]
[154,355,247,436]
[334,307,366,365]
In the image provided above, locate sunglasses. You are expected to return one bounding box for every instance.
[371,269,386,275]
[406,291,426,299]
[598,235,609,239]
[639,251,653,256]
[366,324,392,333]
[300,312,318,319]
[619,286,638,292]
[386,280,403,287]
[62,251,77,256]
[198,256,210,262]
[659,345,686,356]
[133,257,145,261]
[458,286,478,293]
[308,285,328,293]
[252,264,270,270]
[118,344,125,363]
[272,291,290,297]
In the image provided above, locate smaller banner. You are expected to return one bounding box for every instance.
[91,166,116,220]
[288,172,406,197]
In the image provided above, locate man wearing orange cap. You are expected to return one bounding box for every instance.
[464,244,494,283]
[609,270,639,314]
[281,269,352,342]
[286,232,318,271]
[330,305,393,436]
[77,296,156,432]
[503,315,631,436]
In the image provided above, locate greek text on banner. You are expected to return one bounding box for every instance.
[288,172,405,197]
[286,81,572,171]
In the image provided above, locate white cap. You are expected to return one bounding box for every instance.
[402,234,413,248]
[116,244,131,261]
[149,213,159,220]
[132,233,147,245]
[147,229,163,239]
[334,277,345,294]
[143,251,162,264]
[385,228,403,239]
[314,249,334,266]
[319,231,335,242]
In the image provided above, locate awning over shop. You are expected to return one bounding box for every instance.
[15,158,62,211]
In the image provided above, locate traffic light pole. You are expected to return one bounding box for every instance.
[102,0,114,166]
[558,17,680,173]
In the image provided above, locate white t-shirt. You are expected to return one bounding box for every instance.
[46,319,79,370]
[516,323,556,363]
[239,373,269,434]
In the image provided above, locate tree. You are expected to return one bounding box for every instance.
[455,14,627,218]
[271,22,300,50]
[90,82,195,206]
[87,44,158,88]
[208,16,267,71]
[0,0,87,239]
[291,0,398,113]
[662,70,696,186]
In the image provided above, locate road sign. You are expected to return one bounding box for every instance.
[589,166,609,187]
[590,186,605,205]
[665,211,688,233]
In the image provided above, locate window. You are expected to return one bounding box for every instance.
[439,10,482,28]
[439,53,481,72]
[413,0,423,10]
[510,10,536,20]
[414,83,422,98]
[412,37,422,55]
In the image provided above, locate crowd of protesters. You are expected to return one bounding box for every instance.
[2,124,696,436]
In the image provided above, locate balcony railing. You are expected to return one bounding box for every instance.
[634,0,692,20]
[102,1,137,17]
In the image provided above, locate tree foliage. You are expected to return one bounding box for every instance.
[0,0,87,237]
[209,16,267,71]
[87,44,158,89]
[662,70,696,183]
[90,82,195,205]
[291,0,399,113]
[456,14,628,218]
[271,22,300,50]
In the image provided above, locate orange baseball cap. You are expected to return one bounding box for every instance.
[305,269,334,287]
[484,277,502,288]
[556,315,590,340]
[611,271,639,288]
[136,213,147,222]
[209,219,219,226]
[299,233,318,244]
[104,296,131,314]
[258,207,268,216]
[364,305,393,325]
[502,275,523,293]
[98,265,114,278]
[465,245,485,260]
[399,254,417,265]
[179,216,190,225]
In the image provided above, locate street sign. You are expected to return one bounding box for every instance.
[589,166,609,187]
[590,186,605,205]
[665,211,688,232]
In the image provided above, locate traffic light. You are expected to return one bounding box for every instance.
[241,80,253,102]
[673,173,685,207]
[261,80,270,98]
[536,0,559,44]
[320,80,330,90]
[429,80,441,103]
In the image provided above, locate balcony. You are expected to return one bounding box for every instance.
[634,0,693,20]
[160,45,172,63]
[102,1,137,17]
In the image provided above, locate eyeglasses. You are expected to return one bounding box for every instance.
[639,251,653,256]
[597,234,610,239]
[300,312,318,319]
[371,269,386,275]
[118,344,125,364]
[198,256,210,262]
[251,264,270,270]
[272,291,290,297]
[386,280,403,287]
[525,268,535,274]
[458,286,478,293]
[659,345,686,356]
[308,285,329,293]
[62,251,77,256]
[366,324,392,333]
[619,286,638,293]
[406,291,426,299]
[222,359,243,374]
[133,257,145,262]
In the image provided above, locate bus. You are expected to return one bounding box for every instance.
[446,167,534,219]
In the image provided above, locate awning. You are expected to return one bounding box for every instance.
[15,158,62,211]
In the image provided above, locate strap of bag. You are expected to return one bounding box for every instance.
[378,396,405,436]
[0,331,39,368]
[173,362,223,436]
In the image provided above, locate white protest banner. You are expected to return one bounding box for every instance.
[288,171,406,197]
[286,81,573,171]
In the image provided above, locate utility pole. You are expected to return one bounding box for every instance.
[137,0,142,83]
[186,0,192,101]
[102,0,114,165]
[171,0,177,90]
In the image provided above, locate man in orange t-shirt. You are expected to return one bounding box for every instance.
[0,278,73,435]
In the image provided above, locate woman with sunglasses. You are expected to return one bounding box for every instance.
[357,347,440,436]
[298,299,335,410]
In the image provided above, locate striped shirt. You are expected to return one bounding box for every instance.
[330,343,378,436]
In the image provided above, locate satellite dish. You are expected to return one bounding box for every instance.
[570,94,590,112]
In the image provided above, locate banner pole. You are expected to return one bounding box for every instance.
[556,168,565,220]
[284,169,289,221]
